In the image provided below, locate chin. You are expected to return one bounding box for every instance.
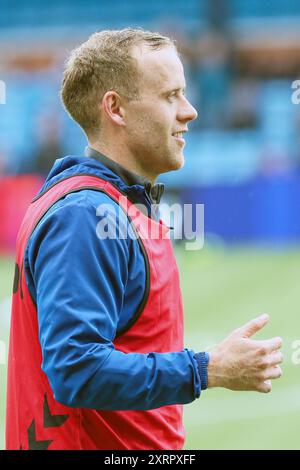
[162,160,184,175]
[172,154,185,170]
[158,151,184,174]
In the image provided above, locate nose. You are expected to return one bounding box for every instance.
[178,96,198,123]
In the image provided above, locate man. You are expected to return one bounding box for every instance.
[6,28,283,450]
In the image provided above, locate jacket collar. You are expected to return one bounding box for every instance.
[85,146,165,205]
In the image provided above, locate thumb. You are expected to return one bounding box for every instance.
[233,313,270,339]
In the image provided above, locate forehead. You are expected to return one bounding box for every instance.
[132,45,186,94]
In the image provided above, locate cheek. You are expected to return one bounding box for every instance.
[150,113,173,139]
[127,103,173,142]
[135,120,166,143]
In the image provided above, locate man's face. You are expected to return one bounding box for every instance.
[123,45,198,181]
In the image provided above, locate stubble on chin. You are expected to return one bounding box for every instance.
[162,151,184,174]
[172,149,185,170]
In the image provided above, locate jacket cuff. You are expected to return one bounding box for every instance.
[194,352,209,390]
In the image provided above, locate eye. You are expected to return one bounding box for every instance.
[167,89,186,101]
[167,92,177,101]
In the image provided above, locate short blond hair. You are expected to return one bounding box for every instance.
[61,28,176,139]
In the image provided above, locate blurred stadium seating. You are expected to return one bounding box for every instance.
[1,0,300,31]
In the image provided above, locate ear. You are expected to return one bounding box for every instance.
[101,91,126,127]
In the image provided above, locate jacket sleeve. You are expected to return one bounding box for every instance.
[25,191,202,410]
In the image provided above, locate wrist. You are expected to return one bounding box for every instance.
[194,352,209,390]
[207,350,220,388]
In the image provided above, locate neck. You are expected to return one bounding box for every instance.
[89,139,157,185]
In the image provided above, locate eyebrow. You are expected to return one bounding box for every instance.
[161,86,186,96]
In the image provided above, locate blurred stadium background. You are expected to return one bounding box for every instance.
[1,0,300,450]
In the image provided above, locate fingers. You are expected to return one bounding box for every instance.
[256,366,282,393]
[262,366,283,380]
[259,336,283,353]
[232,314,269,339]
[267,351,284,367]
[256,350,283,369]
[257,380,272,394]
[249,344,283,393]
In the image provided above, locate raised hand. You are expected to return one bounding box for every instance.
[207,314,283,393]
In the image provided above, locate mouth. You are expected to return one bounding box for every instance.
[172,131,186,145]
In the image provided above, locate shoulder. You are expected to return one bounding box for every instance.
[32,188,134,241]
[25,188,142,269]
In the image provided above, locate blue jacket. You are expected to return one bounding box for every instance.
[24,152,208,410]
